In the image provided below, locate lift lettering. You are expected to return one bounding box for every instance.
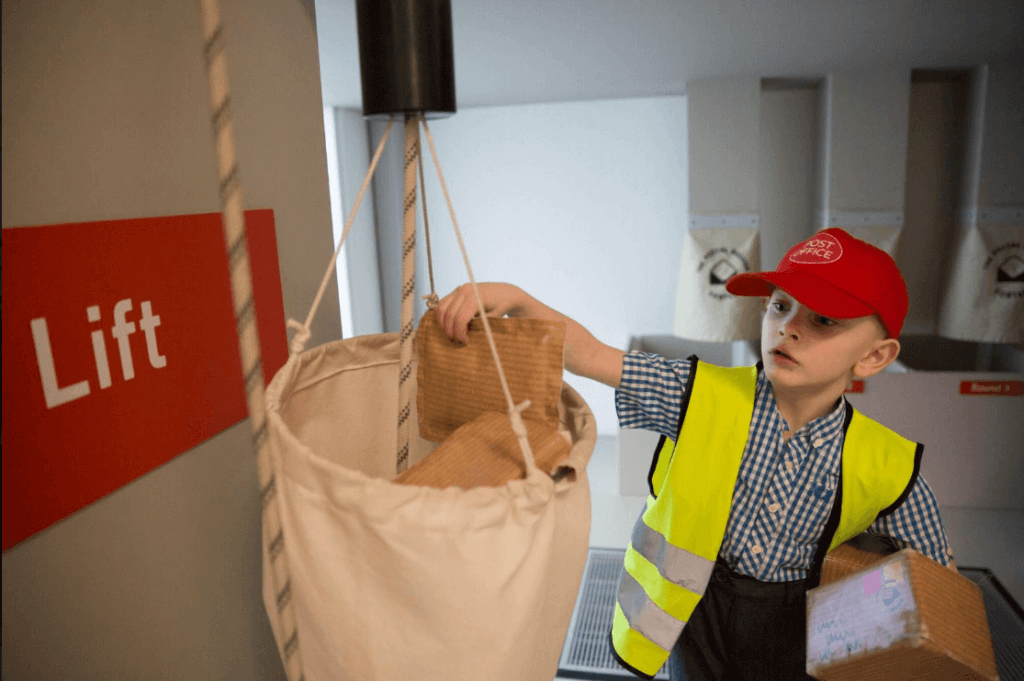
[31,298,167,408]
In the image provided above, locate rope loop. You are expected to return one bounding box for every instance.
[422,292,440,310]
[287,319,311,355]
[509,400,532,438]
[508,400,537,471]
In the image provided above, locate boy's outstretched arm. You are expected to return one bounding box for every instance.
[435,283,626,389]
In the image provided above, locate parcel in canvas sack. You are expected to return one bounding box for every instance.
[262,330,597,681]
[396,310,572,490]
[415,310,566,442]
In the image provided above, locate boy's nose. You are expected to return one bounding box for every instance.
[779,315,800,338]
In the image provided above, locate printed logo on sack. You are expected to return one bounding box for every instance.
[698,247,751,300]
[789,233,843,265]
[986,240,1024,299]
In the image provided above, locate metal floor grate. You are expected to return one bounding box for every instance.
[961,567,1024,681]
[558,548,669,680]
[558,551,1024,681]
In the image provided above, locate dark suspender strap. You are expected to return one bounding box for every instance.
[646,434,667,499]
[676,355,701,439]
[878,442,924,518]
[646,355,699,498]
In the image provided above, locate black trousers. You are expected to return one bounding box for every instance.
[668,560,814,681]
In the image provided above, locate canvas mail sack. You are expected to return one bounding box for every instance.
[262,317,596,680]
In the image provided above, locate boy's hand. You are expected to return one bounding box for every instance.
[436,282,625,388]
[435,282,520,344]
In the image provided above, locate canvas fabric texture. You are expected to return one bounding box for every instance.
[416,311,566,442]
[674,226,762,341]
[938,221,1024,343]
[263,332,596,681]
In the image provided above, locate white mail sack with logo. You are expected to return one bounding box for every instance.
[674,226,761,341]
[937,222,1024,344]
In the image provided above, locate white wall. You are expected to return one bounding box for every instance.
[2,0,336,677]
[362,97,688,434]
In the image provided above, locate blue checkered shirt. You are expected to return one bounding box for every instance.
[615,351,953,582]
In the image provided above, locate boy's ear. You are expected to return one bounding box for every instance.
[853,338,901,379]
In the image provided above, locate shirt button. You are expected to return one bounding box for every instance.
[751,544,763,555]
[785,461,794,472]
[768,503,781,513]
[813,437,825,448]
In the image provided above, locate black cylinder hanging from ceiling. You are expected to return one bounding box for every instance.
[355,0,457,119]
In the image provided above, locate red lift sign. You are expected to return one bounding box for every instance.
[2,210,288,551]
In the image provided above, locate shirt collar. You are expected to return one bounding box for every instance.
[758,372,848,446]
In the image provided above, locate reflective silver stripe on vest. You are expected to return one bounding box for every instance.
[631,518,715,595]
[617,568,687,651]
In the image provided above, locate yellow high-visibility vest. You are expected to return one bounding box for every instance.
[610,358,921,679]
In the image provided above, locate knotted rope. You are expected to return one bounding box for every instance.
[396,115,419,473]
[197,1,304,679]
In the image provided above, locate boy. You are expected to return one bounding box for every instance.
[435,228,954,680]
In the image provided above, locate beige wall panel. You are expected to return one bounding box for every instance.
[758,85,819,270]
[827,68,911,212]
[2,0,335,677]
[899,79,968,336]
[977,62,1024,207]
[688,77,761,215]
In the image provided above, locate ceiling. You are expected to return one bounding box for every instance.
[314,0,1024,110]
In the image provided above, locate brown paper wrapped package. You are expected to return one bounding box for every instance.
[395,412,572,489]
[821,539,894,585]
[400,310,569,489]
[415,310,566,442]
[807,549,999,681]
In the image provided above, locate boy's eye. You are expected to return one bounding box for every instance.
[813,315,838,327]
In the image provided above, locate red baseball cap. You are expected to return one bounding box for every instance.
[725,228,908,337]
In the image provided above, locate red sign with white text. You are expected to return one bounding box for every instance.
[845,380,865,394]
[2,210,288,550]
[959,380,1023,396]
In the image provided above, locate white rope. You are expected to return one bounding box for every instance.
[417,134,439,310]
[197,2,304,679]
[283,111,539,479]
[288,119,394,354]
[420,117,538,474]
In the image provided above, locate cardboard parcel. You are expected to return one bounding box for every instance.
[806,549,998,681]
